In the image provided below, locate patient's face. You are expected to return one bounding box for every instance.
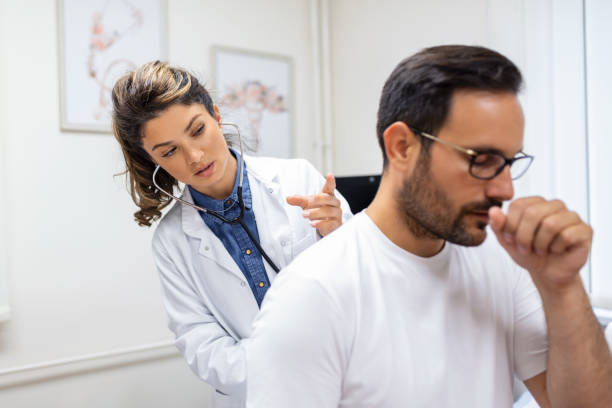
[399,90,524,246]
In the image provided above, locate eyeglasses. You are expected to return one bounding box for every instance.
[410,128,534,180]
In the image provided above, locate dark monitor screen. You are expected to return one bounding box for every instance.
[335,175,381,214]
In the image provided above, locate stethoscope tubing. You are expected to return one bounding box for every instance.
[151,122,280,273]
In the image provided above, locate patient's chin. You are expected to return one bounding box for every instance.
[448,225,487,247]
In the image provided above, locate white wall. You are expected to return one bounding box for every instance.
[585,0,612,301]
[0,0,316,406]
[0,0,10,323]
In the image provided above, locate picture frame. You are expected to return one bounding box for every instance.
[212,46,294,158]
[57,0,167,133]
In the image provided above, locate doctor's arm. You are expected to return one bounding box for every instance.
[153,238,248,397]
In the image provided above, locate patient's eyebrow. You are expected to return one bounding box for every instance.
[468,145,525,156]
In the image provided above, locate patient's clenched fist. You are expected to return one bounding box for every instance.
[488,196,593,291]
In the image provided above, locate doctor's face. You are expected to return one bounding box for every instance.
[141,103,236,199]
[398,90,523,246]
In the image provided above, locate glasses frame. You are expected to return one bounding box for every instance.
[409,127,534,180]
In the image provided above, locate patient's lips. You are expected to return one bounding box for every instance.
[470,211,490,223]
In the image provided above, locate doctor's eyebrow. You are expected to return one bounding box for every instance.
[152,141,172,151]
[184,114,202,133]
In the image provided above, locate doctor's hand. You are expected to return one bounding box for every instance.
[286,174,343,237]
[488,196,593,293]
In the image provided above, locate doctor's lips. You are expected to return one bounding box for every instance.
[194,161,215,176]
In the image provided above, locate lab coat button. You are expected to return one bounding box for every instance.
[240,281,246,287]
[204,246,209,251]
[268,188,274,194]
[280,241,287,247]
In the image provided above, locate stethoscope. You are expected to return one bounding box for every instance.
[152,122,280,273]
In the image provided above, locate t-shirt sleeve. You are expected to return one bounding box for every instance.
[512,264,548,381]
[246,269,346,408]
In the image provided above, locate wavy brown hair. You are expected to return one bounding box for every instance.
[112,61,216,227]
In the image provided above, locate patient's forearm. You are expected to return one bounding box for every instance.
[542,282,612,407]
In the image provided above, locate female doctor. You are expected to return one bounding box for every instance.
[111,61,352,407]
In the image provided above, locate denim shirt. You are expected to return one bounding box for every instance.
[188,151,271,307]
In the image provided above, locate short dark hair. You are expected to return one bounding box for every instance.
[376,45,523,168]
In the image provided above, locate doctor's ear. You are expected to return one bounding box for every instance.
[383,122,420,172]
[213,104,222,124]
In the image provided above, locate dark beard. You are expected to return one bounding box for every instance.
[396,151,502,247]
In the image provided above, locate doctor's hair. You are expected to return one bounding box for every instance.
[112,61,216,227]
[376,45,523,169]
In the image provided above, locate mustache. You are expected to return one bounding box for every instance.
[462,199,503,213]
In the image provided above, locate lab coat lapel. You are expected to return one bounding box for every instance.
[245,156,290,280]
[179,188,244,281]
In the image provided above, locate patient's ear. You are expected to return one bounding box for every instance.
[383,122,420,173]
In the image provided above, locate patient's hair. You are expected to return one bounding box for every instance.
[376,45,523,169]
[112,61,215,227]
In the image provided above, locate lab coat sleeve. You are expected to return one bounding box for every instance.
[246,271,346,408]
[153,236,247,398]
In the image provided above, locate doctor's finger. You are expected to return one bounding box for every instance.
[308,193,341,209]
[309,219,340,237]
[286,195,312,209]
[321,174,336,196]
[303,205,342,221]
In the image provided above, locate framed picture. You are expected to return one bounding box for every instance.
[212,46,293,158]
[57,0,167,133]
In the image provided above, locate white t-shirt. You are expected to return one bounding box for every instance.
[247,212,548,408]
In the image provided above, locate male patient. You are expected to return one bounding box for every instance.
[247,45,612,407]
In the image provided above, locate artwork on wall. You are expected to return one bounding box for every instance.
[212,46,293,158]
[58,0,167,133]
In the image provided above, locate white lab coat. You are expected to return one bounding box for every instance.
[152,155,352,407]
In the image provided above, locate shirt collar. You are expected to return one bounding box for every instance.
[187,148,252,216]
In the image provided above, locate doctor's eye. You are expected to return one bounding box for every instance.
[193,124,205,136]
[162,147,177,158]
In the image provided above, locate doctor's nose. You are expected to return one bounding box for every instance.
[185,146,204,167]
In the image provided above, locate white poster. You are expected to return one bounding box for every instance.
[213,46,293,158]
[58,0,166,132]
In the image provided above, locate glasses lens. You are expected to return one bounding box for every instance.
[470,153,506,179]
[510,155,534,180]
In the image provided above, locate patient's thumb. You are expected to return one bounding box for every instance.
[488,206,505,233]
